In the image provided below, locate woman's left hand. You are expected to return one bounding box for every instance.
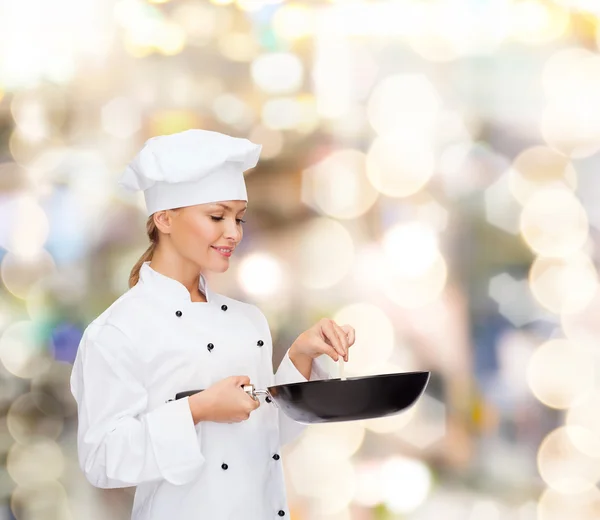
[290,318,356,362]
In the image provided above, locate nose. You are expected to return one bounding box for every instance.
[223,217,242,242]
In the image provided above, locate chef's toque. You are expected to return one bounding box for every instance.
[118,129,262,216]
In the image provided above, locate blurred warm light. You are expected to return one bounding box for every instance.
[9,128,63,168]
[379,223,448,308]
[519,187,588,258]
[300,422,365,461]
[296,217,354,289]
[538,487,600,520]
[1,250,56,300]
[508,146,577,206]
[251,53,304,95]
[484,173,522,235]
[384,255,447,309]
[510,1,570,44]
[156,21,187,55]
[119,3,186,56]
[333,303,394,374]
[367,74,440,137]
[380,456,432,513]
[313,27,352,120]
[364,402,417,434]
[542,47,600,105]
[406,1,511,62]
[354,462,383,508]
[413,195,449,233]
[537,426,600,494]
[566,392,600,458]
[101,97,142,139]
[382,222,439,278]
[10,95,53,143]
[0,0,112,89]
[394,394,447,449]
[7,438,64,486]
[10,481,71,520]
[210,0,233,5]
[527,339,594,409]
[438,141,479,197]
[172,2,220,46]
[237,252,285,298]
[248,125,284,159]
[555,0,600,15]
[236,0,284,11]
[262,97,311,131]
[541,48,600,158]
[7,392,64,443]
[213,93,254,129]
[272,3,315,40]
[529,252,598,314]
[541,104,600,159]
[218,31,259,62]
[301,149,379,219]
[561,288,600,353]
[366,136,435,198]
[287,443,356,514]
[4,194,49,259]
[0,321,51,380]
[473,500,507,520]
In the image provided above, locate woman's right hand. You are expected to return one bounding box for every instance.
[188,375,259,424]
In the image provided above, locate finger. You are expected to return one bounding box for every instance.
[331,321,350,361]
[314,336,340,361]
[322,319,345,358]
[244,395,260,411]
[341,325,355,348]
[236,375,251,386]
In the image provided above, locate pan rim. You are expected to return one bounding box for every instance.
[269,369,431,390]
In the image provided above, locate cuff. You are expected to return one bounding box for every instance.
[145,397,205,485]
[275,349,331,386]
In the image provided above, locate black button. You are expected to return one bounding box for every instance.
[175,310,182,317]
[266,396,272,403]
[221,463,228,470]
[278,511,285,517]
[221,304,228,311]
[272,454,280,460]
[257,340,264,347]
[207,343,214,352]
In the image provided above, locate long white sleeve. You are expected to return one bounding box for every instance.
[70,323,205,489]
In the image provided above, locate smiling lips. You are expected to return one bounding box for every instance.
[212,246,233,257]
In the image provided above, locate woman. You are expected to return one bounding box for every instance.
[70,129,355,520]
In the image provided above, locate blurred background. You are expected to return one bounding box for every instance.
[1,0,600,518]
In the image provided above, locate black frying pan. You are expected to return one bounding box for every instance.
[175,370,430,424]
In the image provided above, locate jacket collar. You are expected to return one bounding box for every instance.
[139,261,212,304]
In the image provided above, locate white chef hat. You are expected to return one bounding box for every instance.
[118,129,262,216]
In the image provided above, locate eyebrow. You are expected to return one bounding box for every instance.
[211,202,247,212]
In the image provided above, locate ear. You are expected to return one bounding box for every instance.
[152,210,173,235]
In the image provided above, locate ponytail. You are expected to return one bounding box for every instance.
[129,216,158,289]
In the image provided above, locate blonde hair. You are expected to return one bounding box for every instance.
[129,216,158,288]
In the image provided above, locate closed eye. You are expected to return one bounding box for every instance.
[211,216,246,224]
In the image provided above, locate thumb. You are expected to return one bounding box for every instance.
[234,375,251,386]
[340,324,352,336]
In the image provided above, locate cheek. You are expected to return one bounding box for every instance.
[172,218,218,251]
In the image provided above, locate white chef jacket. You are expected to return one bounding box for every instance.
[70,261,330,520]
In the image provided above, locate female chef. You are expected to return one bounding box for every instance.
[70,129,355,520]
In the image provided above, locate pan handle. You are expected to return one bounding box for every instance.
[172,386,274,404]
[242,384,273,403]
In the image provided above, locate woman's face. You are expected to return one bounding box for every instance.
[166,200,247,272]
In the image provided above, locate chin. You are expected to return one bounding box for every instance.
[209,262,230,274]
